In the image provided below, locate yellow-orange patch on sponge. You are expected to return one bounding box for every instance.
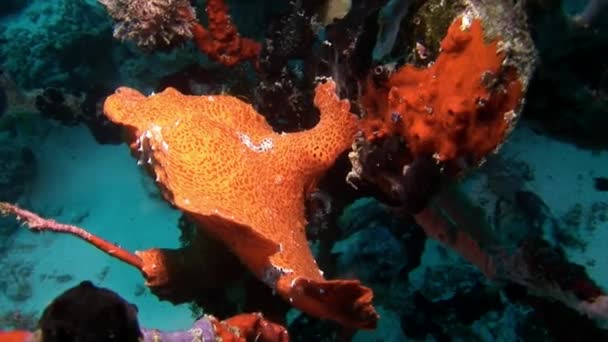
[103,81,378,329]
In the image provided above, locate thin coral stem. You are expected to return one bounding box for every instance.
[0,202,143,270]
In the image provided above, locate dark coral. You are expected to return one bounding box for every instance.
[156,63,255,98]
[253,0,387,132]
[0,1,116,91]
[309,0,387,109]
[349,136,443,213]
[258,0,321,74]
[35,88,80,125]
[79,87,124,145]
[254,0,322,132]
[254,65,317,132]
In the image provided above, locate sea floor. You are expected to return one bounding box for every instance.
[532,130,607,286]
[0,121,193,330]
[472,124,608,290]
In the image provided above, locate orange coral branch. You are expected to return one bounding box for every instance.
[0,202,143,270]
[185,0,261,66]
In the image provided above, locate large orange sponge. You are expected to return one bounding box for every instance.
[103,80,378,329]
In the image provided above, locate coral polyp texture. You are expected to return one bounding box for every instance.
[362,15,524,171]
[98,0,196,50]
[102,80,378,329]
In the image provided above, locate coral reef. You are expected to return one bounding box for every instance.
[1,0,608,339]
[0,0,115,91]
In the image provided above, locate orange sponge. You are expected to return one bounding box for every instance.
[103,80,378,329]
[362,17,523,168]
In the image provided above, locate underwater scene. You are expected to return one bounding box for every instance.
[0,0,607,341]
